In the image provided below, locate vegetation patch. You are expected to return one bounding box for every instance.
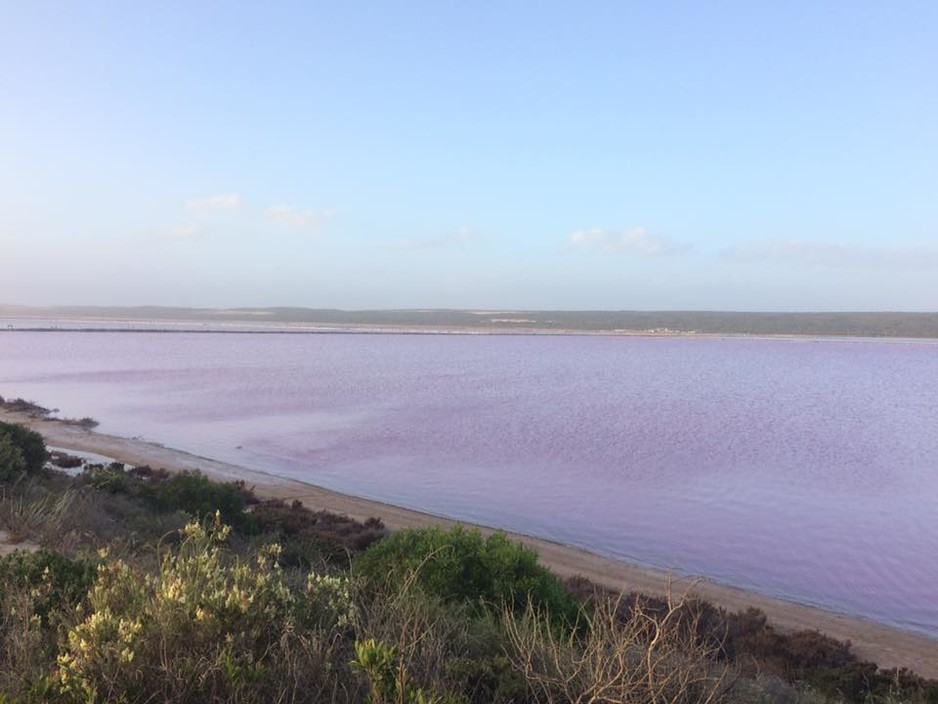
[0,396,52,418]
[57,417,100,430]
[0,422,48,478]
[251,498,387,567]
[3,419,938,703]
[355,526,580,626]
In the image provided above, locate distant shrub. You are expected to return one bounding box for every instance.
[355,527,579,625]
[0,422,47,478]
[82,463,129,493]
[251,499,387,567]
[0,398,51,417]
[129,464,170,481]
[48,450,84,470]
[137,470,255,532]
[60,416,99,430]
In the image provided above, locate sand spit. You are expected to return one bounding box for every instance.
[2,408,936,678]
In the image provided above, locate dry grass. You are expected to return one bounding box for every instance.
[504,581,730,704]
[353,577,474,699]
[0,482,79,546]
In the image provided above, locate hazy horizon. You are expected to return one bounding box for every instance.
[3,3,936,310]
[3,302,938,315]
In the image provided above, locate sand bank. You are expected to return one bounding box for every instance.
[2,408,936,678]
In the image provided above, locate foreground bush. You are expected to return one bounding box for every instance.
[504,590,729,704]
[0,550,96,625]
[56,515,355,703]
[0,551,97,699]
[353,569,524,703]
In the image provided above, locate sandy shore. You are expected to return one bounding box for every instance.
[3,409,936,678]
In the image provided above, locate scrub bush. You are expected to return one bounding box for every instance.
[136,470,256,533]
[354,582,523,704]
[355,526,579,625]
[0,551,96,700]
[0,550,96,626]
[56,515,353,703]
[0,422,47,479]
[503,590,730,704]
[0,398,51,418]
[251,499,387,567]
[0,438,25,483]
[82,463,128,494]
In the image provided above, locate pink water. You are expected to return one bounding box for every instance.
[2,331,937,636]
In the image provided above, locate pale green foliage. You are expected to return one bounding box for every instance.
[352,638,400,703]
[306,571,356,629]
[56,514,345,703]
[57,558,147,701]
[0,550,96,700]
[1,589,53,699]
[351,638,460,704]
[352,565,503,703]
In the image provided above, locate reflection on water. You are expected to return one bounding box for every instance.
[2,331,937,636]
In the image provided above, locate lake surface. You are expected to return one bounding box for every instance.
[2,330,937,636]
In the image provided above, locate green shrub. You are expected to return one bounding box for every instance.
[0,437,26,483]
[0,550,97,701]
[251,499,387,568]
[355,527,579,625]
[351,638,464,704]
[82,463,129,493]
[0,398,51,417]
[0,422,47,478]
[56,516,349,703]
[0,549,97,626]
[354,586,524,704]
[137,470,256,533]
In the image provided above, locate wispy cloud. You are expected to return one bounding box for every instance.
[266,205,336,231]
[569,227,681,256]
[164,196,335,243]
[164,194,243,241]
[163,223,202,240]
[727,238,938,270]
[394,226,480,252]
[185,194,243,216]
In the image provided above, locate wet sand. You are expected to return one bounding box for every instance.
[3,408,937,678]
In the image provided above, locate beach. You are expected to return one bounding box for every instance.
[2,407,937,678]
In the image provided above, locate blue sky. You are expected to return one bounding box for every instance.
[2,1,936,310]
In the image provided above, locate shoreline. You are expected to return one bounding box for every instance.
[3,408,937,678]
